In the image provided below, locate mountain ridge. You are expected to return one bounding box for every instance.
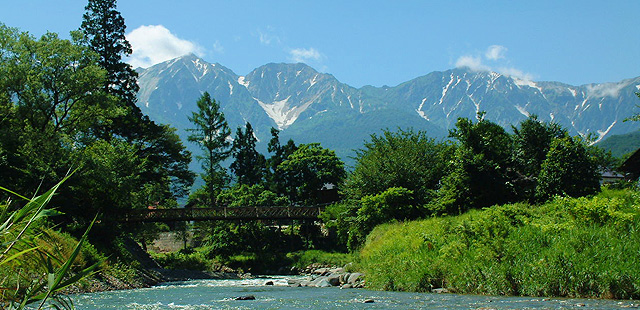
[135,54,640,167]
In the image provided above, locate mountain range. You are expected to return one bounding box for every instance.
[136,54,640,168]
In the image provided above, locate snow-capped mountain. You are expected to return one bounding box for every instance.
[136,54,640,165]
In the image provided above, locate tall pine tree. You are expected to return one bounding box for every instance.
[80,0,194,207]
[188,92,232,204]
[230,122,266,185]
[81,0,139,114]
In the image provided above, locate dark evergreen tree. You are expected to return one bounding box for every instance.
[81,0,139,114]
[188,92,231,204]
[230,122,266,185]
[266,127,298,196]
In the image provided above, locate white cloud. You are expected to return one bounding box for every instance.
[497,66,534,82]
[126,25,204,68]
[586,82,629,98]
[455,45,535,83]
[455,55,489,72]
[258,27,281,46]
[485,45,507,61]
[289,48,323,63]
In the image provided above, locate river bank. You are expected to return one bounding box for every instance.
[359,191,640,299]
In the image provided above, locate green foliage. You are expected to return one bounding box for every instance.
[286,250,354,269]
[597,129,640,158]
[279,143,346,204]
[359,189,640,298]
[151,250,210,271]
[188,92,231,204]
[535,135,600,201]
[433,115,515,213]
[322,187,415,251]
[266,127,298,197]
[344,128,452,205]
[81,0,139,111]
[216,184,290,207]
[230,122,266,185]
[0,177,101,309]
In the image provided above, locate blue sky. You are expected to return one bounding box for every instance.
[2,1,639,88]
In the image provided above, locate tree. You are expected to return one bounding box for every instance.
[80,0,139,113]
[344,128,452,206]
[266,127,298,196]
[230,122,266,185]
[0,24,116,195]
[535,135,600,201]
[432,114,515,214]
[511,115,567,200]
[188,92,231,204]
[279,143,345,204]
[81,0,195,210]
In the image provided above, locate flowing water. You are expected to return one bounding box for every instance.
[69,276,637,309]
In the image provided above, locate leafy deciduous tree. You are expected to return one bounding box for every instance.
[279,143,345,204]
[536,135,600,201]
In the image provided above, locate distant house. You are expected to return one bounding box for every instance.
[600,169,625,185]
[618,148,640,181]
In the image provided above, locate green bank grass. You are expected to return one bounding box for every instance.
[360,189,640,299]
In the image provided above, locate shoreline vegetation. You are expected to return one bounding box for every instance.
[359,188,640,299]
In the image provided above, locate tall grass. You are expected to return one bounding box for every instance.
[360,189,640,298]
[0,176,101,309]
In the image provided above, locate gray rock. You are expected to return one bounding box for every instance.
[313,278,332,287]
[431,288,449,294]
[313,268,330,276]
[363,299,375,303]
[340,272,350,283]
[341,284,353,289]
[329,267,345,274]
[347,273,364,284]
[327,274,341,286]
[235,295,256,300]
[264,280,274,286]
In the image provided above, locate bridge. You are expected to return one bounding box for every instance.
[120,206,325,223]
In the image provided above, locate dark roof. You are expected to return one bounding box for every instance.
[619,148,640,179]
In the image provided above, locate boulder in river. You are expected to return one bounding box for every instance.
[235,295,256,300]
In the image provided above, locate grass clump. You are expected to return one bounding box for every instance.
[286,250,355,270]
[359,188,640,298]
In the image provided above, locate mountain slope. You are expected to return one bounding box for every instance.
[135,55,640,168]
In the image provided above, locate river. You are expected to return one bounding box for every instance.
[69,276,637,309]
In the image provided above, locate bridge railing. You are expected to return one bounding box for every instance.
[121,205,325,223]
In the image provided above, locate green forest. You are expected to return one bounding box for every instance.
[1,0,639,308]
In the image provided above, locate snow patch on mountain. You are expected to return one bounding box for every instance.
[515,105,529,117]
[595,121,617,143]
[228,81,233,95]
[192,58,210,80]
[417,110,429,121]
[238,76,249,88]
[256,96,312,130]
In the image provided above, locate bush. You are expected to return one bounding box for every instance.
[322,187,416,251]
[286,250,354,269]
[359,189,640,298]
[151,250,210,271]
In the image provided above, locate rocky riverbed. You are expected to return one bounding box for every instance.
[270,265,365,289]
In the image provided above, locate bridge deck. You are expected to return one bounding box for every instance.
[121,206,325,223]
